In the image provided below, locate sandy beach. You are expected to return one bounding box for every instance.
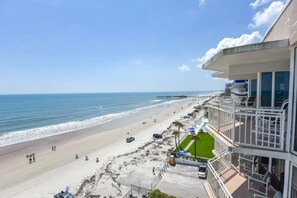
[0,96,211,198]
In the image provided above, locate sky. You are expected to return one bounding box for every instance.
[0,0,288,94]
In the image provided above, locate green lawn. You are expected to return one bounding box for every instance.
[181,133,215,159]
[179,135,192,150]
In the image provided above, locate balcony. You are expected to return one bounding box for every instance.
[207,152,280,198]
[207,97,287,151]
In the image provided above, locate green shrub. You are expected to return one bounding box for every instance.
[149,189,176,198]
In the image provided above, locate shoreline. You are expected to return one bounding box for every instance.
[0,91,216,148]
[0,96,211,197]
[0,99,181,148]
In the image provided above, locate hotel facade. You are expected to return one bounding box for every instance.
[203,0,297,197]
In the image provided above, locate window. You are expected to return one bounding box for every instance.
[251,79,257,97]
[292,166,297,198]
[271,158,285,192]
[275,71,289,107]
[295,95,297,152]
[261,72,272,107]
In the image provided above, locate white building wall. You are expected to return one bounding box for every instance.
[263,0,297,45]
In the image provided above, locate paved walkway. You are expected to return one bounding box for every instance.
[184,139,194,151]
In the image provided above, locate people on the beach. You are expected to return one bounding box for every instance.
[152,167,155,175]
[96,157,99,163]
[26,153,36,164]
[75,154,79,159]
[85,156,89,161]
[52,146,56,151]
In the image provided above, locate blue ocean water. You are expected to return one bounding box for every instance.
[0,91,211,146]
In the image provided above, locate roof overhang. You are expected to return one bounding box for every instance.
[211,71,257,80]
[211,71,228,78]
[202,39,290,79]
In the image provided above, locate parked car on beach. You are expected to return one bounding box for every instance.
[54,191,74,198]
[153,133,162,139]
[126,137,135,143]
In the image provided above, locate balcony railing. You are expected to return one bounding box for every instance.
[207,98,286,150]
[207,151,233,198]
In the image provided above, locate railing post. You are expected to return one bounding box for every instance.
[248,177,250,191]
[232,101,235,142]
[281,110,285,150]
[218,101,221,131]
[255,109,258,146]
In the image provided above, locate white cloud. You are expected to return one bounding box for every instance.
[178,64,190,72]
[193,31,262,67]
[132,59,144,65]
[198,0,205,7]
[212,77,225,81]
[249,1,285,28]
[250,0,273,9]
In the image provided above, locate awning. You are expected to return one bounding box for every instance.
[203,39,290,79]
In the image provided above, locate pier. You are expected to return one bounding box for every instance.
[156,95,212,100]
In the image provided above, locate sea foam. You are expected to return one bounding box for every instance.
[0,100,180,147]
[0,110,135,147]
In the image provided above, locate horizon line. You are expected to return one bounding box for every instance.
[0,90,221,96]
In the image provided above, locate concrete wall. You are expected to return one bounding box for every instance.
[264,0,297,46]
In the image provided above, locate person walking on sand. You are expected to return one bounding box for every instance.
[152,167,155,175]
[32,153,35,162]
[29,157,32,164]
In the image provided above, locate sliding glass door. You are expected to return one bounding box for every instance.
[251,79,257,97]
[292,166,297,198]
[261,72,272,107]
[260,71,289,107]
[275,71,289,107]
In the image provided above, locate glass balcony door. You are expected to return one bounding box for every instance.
[259,71,289,107]
[261,72,272,107]
[275,71,289,107]
[291,166,297,198]
[250,79,257,97]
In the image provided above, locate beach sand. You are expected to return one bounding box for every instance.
[0,97,211,198]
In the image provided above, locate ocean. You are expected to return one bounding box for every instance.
[0,91,211,147]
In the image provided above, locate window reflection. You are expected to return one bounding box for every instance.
[275,71,289,107]
[251,79,257,97]
[292,166,297,198]
[261,72,272,107]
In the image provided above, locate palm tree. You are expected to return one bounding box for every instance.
[173,121,184,148]
[172,130,180,151]
[191,135,200,159]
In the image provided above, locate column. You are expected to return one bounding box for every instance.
[283,159,290,198]
[257,72,261,108]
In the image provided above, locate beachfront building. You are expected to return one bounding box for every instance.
[230,80,248,99]
[202,1,297,197]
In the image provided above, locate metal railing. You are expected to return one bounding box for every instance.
[207,151,233,198]
[207,98,286,150]
[248,173,270,197]
[122,184,151,198]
